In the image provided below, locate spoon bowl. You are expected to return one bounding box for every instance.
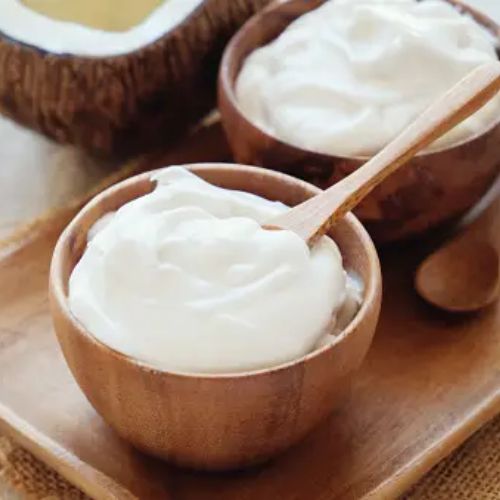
[416,239,499,313]
[416,193,500,313]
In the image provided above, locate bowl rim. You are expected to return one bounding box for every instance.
[218,0,500,162]
[50,163,381,381]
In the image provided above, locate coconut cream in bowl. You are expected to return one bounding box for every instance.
[219,0,500,242]
[49,163,381,470]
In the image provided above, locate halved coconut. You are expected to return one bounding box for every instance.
[0,0,271,156]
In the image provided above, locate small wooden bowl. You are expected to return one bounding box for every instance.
[218,0,500,243]
[49,163,382,470]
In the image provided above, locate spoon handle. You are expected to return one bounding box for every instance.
[270,62,500,245]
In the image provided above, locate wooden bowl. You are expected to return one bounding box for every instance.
[218,0,500,243]
[49,163,382,470]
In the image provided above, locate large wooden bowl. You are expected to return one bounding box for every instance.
[218,0,500,243]
[49,163,382,470]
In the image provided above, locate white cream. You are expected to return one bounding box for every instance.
[69,167,360,374]
[236,0,500,157]
[0,0,202,56]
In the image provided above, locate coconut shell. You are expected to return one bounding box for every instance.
[0,0,271,157]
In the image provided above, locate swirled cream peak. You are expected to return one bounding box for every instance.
[69,167,357,374]
[236,0,500,156]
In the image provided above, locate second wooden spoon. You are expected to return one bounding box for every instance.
[268,62,500,245]
[415,191,500,312]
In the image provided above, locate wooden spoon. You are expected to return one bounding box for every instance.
[268,62,500,245]
[416,194,500,312]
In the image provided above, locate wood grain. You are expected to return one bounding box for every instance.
[218,0,500,243]
[0,125,498,499]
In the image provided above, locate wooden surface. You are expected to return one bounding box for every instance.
[218,0,500,243]
[0,124,497,499]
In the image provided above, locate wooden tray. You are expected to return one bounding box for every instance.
[0,124,498,500]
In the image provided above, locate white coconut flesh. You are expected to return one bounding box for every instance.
[21,0,166,33]
[0,0,204,56]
